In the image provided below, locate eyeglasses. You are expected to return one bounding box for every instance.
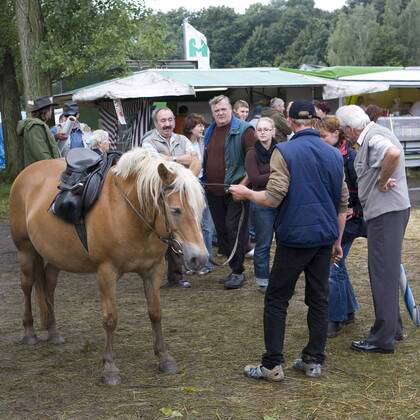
[256,128,273,133]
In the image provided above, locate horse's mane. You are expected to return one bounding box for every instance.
[113,148,205,221]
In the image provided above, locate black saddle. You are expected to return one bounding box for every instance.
[51,147,121,251]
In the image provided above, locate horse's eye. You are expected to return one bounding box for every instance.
[171,208,181,216]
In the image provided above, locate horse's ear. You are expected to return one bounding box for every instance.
[158,163,176,185]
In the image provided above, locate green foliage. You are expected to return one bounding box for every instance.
[327,4,379,65]
[38,0,152,81]
[400,0,420,65]
[0,1,18,65]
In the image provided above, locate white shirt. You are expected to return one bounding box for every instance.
[357,121,393,168]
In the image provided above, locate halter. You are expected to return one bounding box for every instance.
[113,177,183,255]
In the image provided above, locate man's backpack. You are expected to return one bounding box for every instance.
[51,148,121,251]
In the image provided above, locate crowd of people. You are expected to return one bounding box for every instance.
[19,92,411,382]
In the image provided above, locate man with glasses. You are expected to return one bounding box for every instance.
[203,95,256,289]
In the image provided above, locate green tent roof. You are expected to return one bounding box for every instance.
[278,66,403,80]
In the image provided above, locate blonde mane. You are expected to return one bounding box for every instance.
[113,148,205,221]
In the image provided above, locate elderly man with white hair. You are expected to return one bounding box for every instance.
[336,105,411,355]
[88,129,111,154]
[261,97,291,142]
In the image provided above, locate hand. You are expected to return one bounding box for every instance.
[346,208,354,220]
[331,241,343,264]
[229,184,251,201]
[55,132,68,141]
[378,178,396,192]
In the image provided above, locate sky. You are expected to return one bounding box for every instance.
[144,0,347,14]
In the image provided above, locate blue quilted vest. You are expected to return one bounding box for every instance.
[203,116,253,185]
[275,128,343,248]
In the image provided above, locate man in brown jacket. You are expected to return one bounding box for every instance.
[261,97,292,142]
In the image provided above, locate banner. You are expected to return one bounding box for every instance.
[183,21,210,70]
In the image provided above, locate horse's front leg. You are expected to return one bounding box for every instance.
[97,264,121,385]
[143,262,177,374]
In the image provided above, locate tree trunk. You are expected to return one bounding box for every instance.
[0,49,24,179]
[15,0,51,109]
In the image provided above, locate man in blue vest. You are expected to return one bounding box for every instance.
[230,101,349,381]
[203,95,256,289]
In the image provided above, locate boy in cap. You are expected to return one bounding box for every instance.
[230,100,349,380]
[17,96,60,167]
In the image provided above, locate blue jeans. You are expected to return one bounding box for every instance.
[252,202,277,287]
[328,240,360,322]
[201,204,213,270]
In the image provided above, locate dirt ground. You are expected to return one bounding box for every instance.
[0,214,419,420]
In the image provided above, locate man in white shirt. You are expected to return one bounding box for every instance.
[141,108,201,288]
[142,108,200,176]
[336,105,410,355]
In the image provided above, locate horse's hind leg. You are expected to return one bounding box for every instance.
[18,241,41,345]
[143,262,177,374]
[44,264,65,344]
[97,264,121,385]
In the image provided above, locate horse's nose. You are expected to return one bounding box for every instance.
[183,243,207,271]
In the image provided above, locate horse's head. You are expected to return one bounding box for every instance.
[157,162,207,271]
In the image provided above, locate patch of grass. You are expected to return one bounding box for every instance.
[0,211,419,419]
[0,181,11,219]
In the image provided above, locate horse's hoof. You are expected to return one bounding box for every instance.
[22,335,39,345]
[103,373,121,385]
[159,359,178,375]
[48,334,65,345]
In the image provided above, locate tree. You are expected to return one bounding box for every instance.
[400,0,420,65]
[327,4,379,65]
[1,1,24,179]
[277,17,331,68]
[15,0,52,103]
[234,25,273,67]
[371,0,405,65]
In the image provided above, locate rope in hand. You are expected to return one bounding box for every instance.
[201,182,246,267]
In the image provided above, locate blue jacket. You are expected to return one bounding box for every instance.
[203,116,253,185]
[275,128,343,248]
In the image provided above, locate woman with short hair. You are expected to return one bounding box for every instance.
[314,115,366,337]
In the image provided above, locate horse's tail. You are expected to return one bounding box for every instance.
[33,253,51,330]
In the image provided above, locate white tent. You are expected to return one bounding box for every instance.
[73,70,195,102]
[339,68,420,87]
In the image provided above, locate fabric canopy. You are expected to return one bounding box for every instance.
[279,66,402,80]
[73,70,195,102]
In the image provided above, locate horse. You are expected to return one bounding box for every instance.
[9,148,207,385]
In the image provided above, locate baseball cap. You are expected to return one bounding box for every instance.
[289,100,317,119]
[63,102,80,116]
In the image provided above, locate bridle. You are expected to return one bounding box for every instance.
[113,177,183,255]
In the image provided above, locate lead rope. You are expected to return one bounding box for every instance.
[201,182,246,267]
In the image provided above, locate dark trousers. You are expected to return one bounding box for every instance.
[166,248,183,284]
[366,208,410,350]
[206,192,250,274]
[262,243,332,369]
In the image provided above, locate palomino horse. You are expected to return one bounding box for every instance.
[9,148,207,385]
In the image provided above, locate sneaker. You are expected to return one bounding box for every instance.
[224,273,246,289]
[198,267,212,276]
[218,273,232,284]
[244,364,284,381]
[292,359,322,378]
[185,270,196,275]
[245,248,254,259]
[179,279,191,288]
